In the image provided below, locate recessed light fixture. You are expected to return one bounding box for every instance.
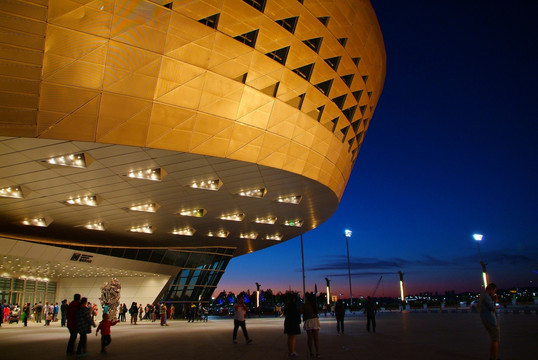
[126,167,166,182]
[129,225,153,234]
[237,188,267,198]
[219,213,245,222]
[283,219,304,227]
[252,216,277,224]
[41,152,94,168]
[240,232,258,239]
[207,230,229,238]
[65,195,100,207]
[178,208,206,217]
[0,185,29,199]
[128,203,159,213]
[275,195,302,204]
[265,234,283,241]
[171,228,196,236]
[22,217,53,227]
[83,222,105,231]
[187,179,222,191]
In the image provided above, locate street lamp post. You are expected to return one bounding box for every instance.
[345,229,353,305]
[398,271,405,304]
[301,234,306,299]
[325,277,331,305]
[255,282,261,316]
[473,234,488,288]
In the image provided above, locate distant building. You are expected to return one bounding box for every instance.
[0,0,385,307]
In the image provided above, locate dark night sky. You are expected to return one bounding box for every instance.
[217,1,538,298]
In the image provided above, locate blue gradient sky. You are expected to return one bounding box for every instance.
[217,1,538,298]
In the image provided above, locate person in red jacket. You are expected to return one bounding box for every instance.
[96,313,119,353]
[66,293,81,355]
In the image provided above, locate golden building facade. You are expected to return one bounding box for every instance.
[0,0,385,299]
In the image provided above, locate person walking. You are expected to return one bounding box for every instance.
[335,299,346,334]
[96,313,119,353]
[232,296,253,344]
[302,293,321,358]
[66,294,81,355]
[76,297,95,356]
[284,292,301,358]
[364,296,377,333]
[479,283,500,360]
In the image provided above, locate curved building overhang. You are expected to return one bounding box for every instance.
[0,0,385,256]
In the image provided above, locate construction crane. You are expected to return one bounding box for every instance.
[372,276,383,297]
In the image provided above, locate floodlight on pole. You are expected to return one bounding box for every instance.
[344,229,353,305]
[473,233,488,288]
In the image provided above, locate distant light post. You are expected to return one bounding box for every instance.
[325,277,331,305]
[473,234,488,288]
[301,234,306,299]
[255,282,261,309]
[398,271,405,304]
[345,229,353,305]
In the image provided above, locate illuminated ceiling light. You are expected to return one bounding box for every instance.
[178,208,206,217]
[237,188,267,198]
[265,234,283,241]
[171,228,196,236]
[187,179,222,191]
[0,185,30,199]
[125,167,166,182]
[252,216,277,225]
[283,219,304,227]
[275,195,302,204]
[240,232,258,240]
[207,230,229,238]
[83,222,105,231]
[64,195,100,207]
[41,152,94,168]
[219,213,245,222]
[22,216,53,227]
[129,225,153,234]
[128,203,160,213]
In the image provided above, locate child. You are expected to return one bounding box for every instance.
[95,314,119,353]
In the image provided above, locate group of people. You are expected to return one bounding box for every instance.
[283,293,378,358]
[122,302,174,325]
[66,293,119,356]
[0,301,67,326]
[3,286,501,359]
[233,292,377,358]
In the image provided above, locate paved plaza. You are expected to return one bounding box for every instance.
[0,311,536,360]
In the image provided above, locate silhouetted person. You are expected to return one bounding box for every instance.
[479,283,499,360]
[66,293,81,355]
[302,293,321,358]
[335,299,346,334]
[60,299,68,327]
[364,296,376,333]
[284,292,301,357]
[76,297,95,356]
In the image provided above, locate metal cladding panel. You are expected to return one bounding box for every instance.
[0,0,385,255]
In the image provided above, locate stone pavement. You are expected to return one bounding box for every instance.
[0,312,536,360]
